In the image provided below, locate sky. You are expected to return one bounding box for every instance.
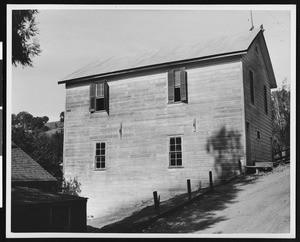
[10,5,294,122]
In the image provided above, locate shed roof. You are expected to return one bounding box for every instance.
[12,142,57,183]
[59,28,276,88]
[12,186,87,206]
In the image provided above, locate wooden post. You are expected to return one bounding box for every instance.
[187,179,191,200]
[209,171,213,191]
[153,191,159,214]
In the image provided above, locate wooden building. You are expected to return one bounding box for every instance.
[11,143,88,232]
[12,186,87,232]
[59,28,277,218]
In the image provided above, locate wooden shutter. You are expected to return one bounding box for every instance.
[90,83,96,113]
[180,68,187,102]
[168,70,174,103]
[104,80,109,115]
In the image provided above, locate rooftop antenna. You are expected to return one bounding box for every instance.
[249,10,254,31]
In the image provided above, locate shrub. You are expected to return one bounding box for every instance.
[61,176,81,196]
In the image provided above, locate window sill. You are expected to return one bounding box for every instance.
[167,102,188,106]
[94,168,107,171]
[93,110,107,113]
[168,166,184,169]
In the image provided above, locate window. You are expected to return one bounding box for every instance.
[264,85,268,115]
[249,70,255,104]
[90,80,109,114]
[168,68,187,103]
[169,137,182,167]
[95,142,105,170]
[257,131,261,140]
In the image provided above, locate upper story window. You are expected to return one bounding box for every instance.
[169,136,182,167]
[90,80,109,114]
[95,142,105,170]
[249,69,255,105]
[168,68,188,103]
[263,85,268,115]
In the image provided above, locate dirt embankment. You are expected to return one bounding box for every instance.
[141,164,290,234]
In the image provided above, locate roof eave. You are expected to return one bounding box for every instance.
[58,50,248,85]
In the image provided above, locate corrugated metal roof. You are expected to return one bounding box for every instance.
[62,29,261,82]
[12,143,57,183]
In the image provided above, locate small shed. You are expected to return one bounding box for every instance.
[12,186,88,232]
[11,142,58,190]
[11,143,88,232]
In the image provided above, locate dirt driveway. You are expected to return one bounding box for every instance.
[140,164,290,234]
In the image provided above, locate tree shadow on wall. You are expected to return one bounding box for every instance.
[206,126,243,182]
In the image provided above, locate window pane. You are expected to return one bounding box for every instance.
[177,153,182,159]
[96,150,100,156]
[96,162,100,169]
[96,98,105,111]
[170,159,175,166]
[96,83,104,97]
[174,87,181,102]
[177,159,182,166]
[176,144,181,151]
[101,149,105,155]
[100,162,105,168]
[170,153,175,159]
[101,143,105,149]
[174,70,181,87]
[170,145,175,151]
[176,137,181,144]
[170,138,175,145]
[96,143,100,149]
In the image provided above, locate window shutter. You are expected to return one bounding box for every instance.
[104,80,109,115]
[168,70,174,103]
[180,68,187,102]
[90,83,96,113]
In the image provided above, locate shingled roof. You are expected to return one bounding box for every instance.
[59,28,276,88]
[12,143,57,183]
[12,186,87,206]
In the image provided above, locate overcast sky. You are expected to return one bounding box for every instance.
[10,5,294,121]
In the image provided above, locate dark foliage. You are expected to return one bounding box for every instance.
[271,81,290,154]
[60,111,64,123]
[12,111,63,180]
[12,10,41,67]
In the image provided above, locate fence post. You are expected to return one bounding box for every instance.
[153,191,159,214]
[209,171,214,191]
[187,179,191,200]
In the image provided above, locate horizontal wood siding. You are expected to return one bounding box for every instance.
[64,60,244,217]
[242,37,273,165]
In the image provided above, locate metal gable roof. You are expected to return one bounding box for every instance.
[12,143,57,183]
[60,29,262,83]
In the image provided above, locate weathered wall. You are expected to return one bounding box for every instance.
[242,36,273,165]
[64,58,245,217]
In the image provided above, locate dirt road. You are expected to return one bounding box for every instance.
[141,164,290,234]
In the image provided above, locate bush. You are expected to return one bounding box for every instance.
[61,176,81,196]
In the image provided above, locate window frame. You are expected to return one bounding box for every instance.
[168,135,183,168]
[90,80,109,114]
[95,82,105,111]
[167,68,188,104]
[94,142,106,171]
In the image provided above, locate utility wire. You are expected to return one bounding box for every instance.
[267,11,289,33]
